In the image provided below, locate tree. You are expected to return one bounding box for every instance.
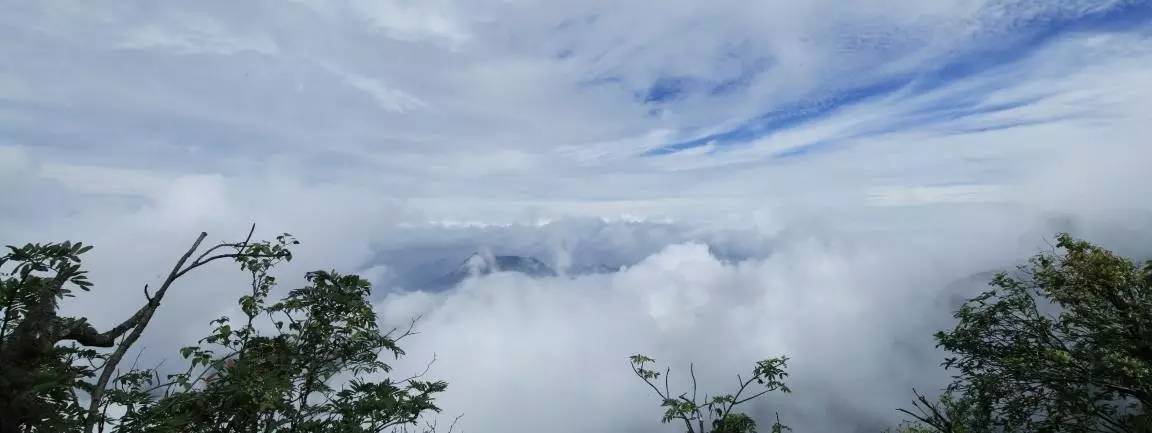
[629,354,791,433]
[0,228,293,433]
[893,388,992,433]
[114,270,446,433]
[898,233,1152,432]
[0,228,446,433]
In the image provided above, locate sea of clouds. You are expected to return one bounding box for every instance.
[3,0,1152,431]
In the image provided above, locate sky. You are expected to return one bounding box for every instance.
[2,0,1152,431]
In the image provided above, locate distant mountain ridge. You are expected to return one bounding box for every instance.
[418,252,621,291]
[422,253,557,290]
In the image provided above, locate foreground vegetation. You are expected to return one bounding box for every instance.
[895,234,1151,433]
[0,229,1148,432]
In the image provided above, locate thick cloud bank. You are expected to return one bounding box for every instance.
[370,211,1149,432]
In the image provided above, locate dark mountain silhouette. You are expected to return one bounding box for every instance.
[422,253,558,290]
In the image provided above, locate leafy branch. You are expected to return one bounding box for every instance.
[629,354,790,433]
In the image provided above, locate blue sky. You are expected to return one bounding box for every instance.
[645,1,1152,157]
[1,0,1149,219]
[2,1,1152,432]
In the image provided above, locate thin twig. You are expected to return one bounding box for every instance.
[398,353,438,385]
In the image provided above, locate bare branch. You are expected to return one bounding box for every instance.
[896,389,954,433]
[690,363,704,433]
[174,251,284,280]
[188,223,256,267]
[83,231,208,433]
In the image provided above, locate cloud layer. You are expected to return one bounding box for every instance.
[374,230,977,432]
[2,0,1152,431]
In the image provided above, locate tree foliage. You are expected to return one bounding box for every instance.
[116,270,445,433]
[0,228,445,433]
[0,241,100,432]
[899,233,1152,433]
[630,354,791,433]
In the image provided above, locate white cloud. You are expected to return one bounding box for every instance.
[119,22,279,56]
[0,145,32,178]
[372,227,1036,432]
[349,0,472,46]
[327,66,430,112]
[867,185,1006,206]
[2,1,1151,432]
[38,163,169,196]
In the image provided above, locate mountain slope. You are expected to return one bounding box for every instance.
[422,253,558,290]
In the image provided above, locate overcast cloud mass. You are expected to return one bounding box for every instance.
[2,0,1152,431]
